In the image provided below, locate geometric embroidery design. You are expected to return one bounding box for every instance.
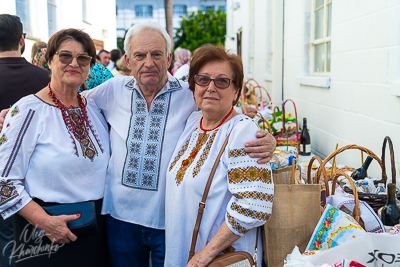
[175,132,209,186]
[169,136,191,171]
[227,212,249,234]
[2,110,35,177]
[228,167,272,184]
[1,199,22,217]
[11,106,19,117]
[234,191,274,202]
[222,245,236,254]
[192,130,218,178]
[229,148,248,158]
[122,79,181,190]
[0,134,7,146]
[0,180,19,206]
[230,202,271,221]
[66,108,98,162]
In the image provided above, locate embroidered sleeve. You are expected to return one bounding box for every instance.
[224,119,274,236]
[0,104,38,219]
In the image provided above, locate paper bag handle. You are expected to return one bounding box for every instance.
[307,156,330,196]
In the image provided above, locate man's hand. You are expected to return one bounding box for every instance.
[0,108,9,132]
[245,130,276,164]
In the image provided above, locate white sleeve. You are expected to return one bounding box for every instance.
[0,104,40,219]
[224,119,274,236]
[81,78,112,119]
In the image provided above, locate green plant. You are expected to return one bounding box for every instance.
[174,9,226,52]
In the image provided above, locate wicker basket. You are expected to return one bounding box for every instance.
[313,138,397,213]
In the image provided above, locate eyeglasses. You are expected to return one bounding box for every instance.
[194,75,234,89]
[55,52,92,67]
[22,33,26,38]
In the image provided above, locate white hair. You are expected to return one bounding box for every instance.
[124,22,172,58]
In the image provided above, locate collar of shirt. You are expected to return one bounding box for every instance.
[125,72,184,96]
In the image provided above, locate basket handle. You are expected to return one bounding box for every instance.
[316,145,384,182]
[272,106,280,123]
[307,156,330,196]
[253,85,272,102]
[331,170,361,224]
[282,99,299,135]
[381,136,396,185]
[244,112,273,134]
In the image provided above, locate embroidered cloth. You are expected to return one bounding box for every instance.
[0,95,110,219]
[165,112,274,266]
[82,74,198,229]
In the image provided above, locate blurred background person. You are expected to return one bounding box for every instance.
[0,28,111,266]
[0,14,51,267]
[98,49,111,70]
[79,62,114,92]
[32,47,50,70]
[114,56,130,76]
[173,47,191,79]
[110,48,122,74]
[30,41,46,63]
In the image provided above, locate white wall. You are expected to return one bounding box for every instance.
[226,0,400,182]
[1,0,117,61]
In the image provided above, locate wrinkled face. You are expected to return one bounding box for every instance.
[99,51,111,66]
[194,61,238,114]
[48,39,90,88]
[125,30,172,92]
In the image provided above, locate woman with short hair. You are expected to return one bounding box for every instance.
[165,46,274,266]
[0,29,111,266]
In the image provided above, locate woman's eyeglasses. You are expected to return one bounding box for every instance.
[194,75,234,89]
[55,52,92,67]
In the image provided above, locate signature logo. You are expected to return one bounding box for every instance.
[3,223,65,264]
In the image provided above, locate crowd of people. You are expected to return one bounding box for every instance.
[0,14,276,267]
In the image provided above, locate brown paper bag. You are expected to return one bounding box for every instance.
[264,156,328,267]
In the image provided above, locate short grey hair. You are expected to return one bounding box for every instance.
[124,22,172,58]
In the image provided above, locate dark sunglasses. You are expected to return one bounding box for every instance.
[22,33,26,38]
[194,75,234,89]
[55,52,92,67]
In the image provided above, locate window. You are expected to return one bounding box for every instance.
[199,5,215,12]
[218,5,226,12]
[47,0,57,37]
[173,5,187,16]
[82,0,88,22]
[135,5,153,18]
[16,0,31,35]
[311,0,331,74]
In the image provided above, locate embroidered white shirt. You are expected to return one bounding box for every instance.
[0,95,110,219]
[165,112,274,266]
[82,74,198,229]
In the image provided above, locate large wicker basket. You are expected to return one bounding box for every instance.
[313,137,397,213]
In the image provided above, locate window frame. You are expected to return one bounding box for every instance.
[173,4,187,17]
[47,0,57,38]
[310,0,332,76]
[135,5,153,18]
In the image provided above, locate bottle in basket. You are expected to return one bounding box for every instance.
[350,156,373,181]
[381,183,400,227]
[300,118,311,155]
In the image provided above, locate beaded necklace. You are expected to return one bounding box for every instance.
[176,107,234,184]
[48,83,90,140]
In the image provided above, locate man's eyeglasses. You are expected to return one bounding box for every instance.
[55,52,92,67]
[22,33,26,39]
[194,75,234,89]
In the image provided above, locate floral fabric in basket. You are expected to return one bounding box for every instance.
[306,204,365,251]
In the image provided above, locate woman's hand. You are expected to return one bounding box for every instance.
[187,247,216,267]
[17,200,80,244]
[245,130,276,164]
[41,214,80,243]
[187,223,240,267]
[0,108,9,132]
